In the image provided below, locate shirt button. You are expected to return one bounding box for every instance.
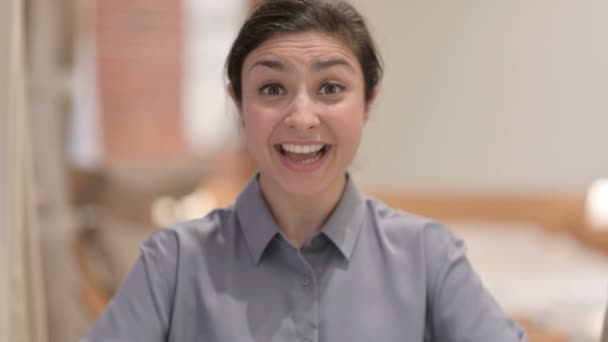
[299,275,311,287]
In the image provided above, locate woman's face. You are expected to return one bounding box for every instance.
[233,31,373,197]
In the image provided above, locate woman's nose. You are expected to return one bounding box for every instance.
[284,94,320,130]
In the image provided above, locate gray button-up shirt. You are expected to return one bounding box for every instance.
[84,175,527,341]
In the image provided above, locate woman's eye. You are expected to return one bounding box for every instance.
[319,82,345,95]
[260,84,285,96]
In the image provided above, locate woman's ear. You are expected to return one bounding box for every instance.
[363,86,379,123]
[227,83,242,115]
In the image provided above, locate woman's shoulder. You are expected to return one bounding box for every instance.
[362,195,466,270]
[363,196,458,245]
[364,196,435,230]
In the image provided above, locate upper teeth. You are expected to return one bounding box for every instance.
[282,144,324,154]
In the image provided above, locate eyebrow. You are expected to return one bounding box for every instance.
[312,58,356,72]
[249,60,291,72]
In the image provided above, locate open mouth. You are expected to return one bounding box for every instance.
[274,143,332,165]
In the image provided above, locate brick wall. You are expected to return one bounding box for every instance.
[96,0,189,163]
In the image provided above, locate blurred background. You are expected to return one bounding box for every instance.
[1,0,607,341]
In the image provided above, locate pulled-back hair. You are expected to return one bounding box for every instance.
[226,0,383,103]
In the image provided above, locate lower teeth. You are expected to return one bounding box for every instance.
[301,155,320,164]
[279,146,327,164]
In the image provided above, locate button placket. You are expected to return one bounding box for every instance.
[292,249,319,342]
[299,273,311,287]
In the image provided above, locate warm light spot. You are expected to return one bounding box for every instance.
[585,179,608,230]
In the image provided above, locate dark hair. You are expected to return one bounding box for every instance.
[226,0,383,103]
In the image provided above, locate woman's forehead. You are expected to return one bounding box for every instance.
[243,32,359,71]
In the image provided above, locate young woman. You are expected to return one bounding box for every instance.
[85,0,527,341]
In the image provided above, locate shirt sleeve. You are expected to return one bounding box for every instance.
[423,221,527,342]
[82,229,179,342]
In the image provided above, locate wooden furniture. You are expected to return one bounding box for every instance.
[371,191,608,255]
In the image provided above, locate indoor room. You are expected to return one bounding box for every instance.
[1,0,607,341]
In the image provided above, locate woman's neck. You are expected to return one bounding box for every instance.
[258,174,347,248]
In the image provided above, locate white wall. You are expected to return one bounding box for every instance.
[352,0,608,192]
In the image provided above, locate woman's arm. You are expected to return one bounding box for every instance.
[424,222,527,342]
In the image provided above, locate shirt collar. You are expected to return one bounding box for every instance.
[235,174,279,264]
[319,174,366,260]
[235,173,366,264]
